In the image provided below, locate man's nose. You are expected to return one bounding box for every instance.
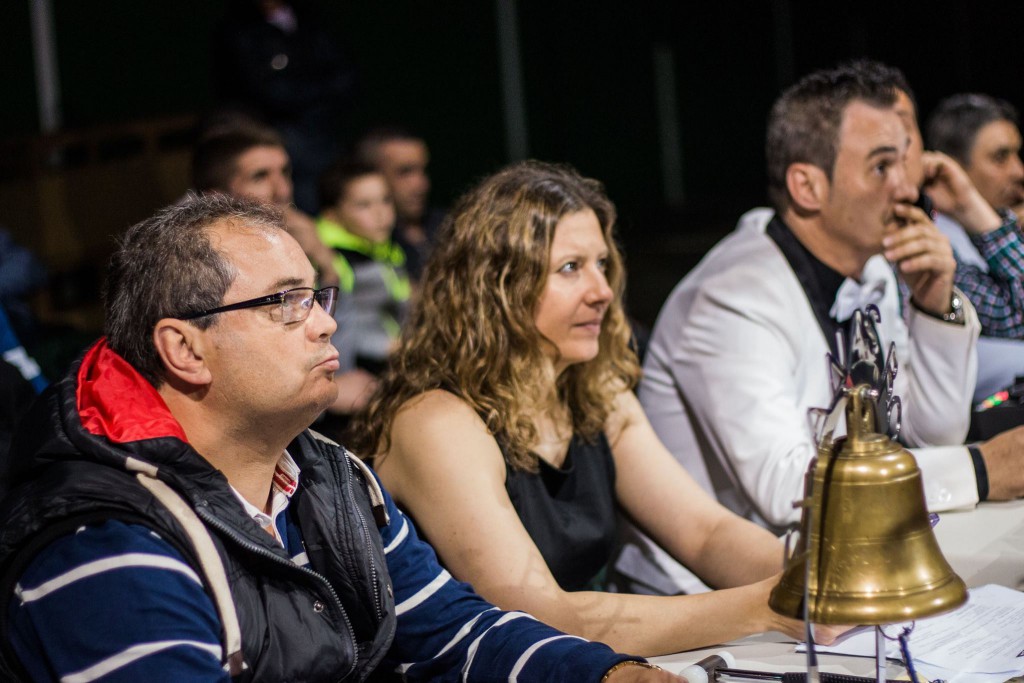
[309,296,337,338]
[893,163,920,204]
[1010,154,1024,181]
[275,174,294,204]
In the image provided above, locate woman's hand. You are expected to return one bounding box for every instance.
[754,574,849,645]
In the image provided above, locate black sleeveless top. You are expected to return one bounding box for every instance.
[503,433,618,592]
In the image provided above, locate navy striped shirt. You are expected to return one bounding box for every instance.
[8,476,634,682]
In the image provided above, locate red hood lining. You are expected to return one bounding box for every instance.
[76,339,189,444]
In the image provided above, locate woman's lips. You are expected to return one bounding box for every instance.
[574,320,603,334]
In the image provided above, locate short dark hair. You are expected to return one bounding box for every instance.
[353,126,424,167]
[846,59,916,110]
[318,159,382,211]
[926,93,1020,167]
[192,122,285,193]
[104,193,285,386]
[766,60,905,211]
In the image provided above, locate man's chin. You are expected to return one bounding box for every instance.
[301,379,340,413]
[400,203,427,222]
[321,386,341,413]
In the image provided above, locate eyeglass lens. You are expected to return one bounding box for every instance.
[282,287,337,322]
[315,288,337,316]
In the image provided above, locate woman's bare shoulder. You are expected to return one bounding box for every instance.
[380,389,505,485]
[393,389,487,431]
[604,387,645,445]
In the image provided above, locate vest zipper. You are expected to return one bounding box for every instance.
[343,459,384,623]
[195,505,359,682]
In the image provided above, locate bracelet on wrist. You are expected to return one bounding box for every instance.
[602,660,663,681]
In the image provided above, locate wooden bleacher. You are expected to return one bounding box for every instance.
[0,115,197,330]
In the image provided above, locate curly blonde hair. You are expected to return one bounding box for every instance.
[349,161,640,471]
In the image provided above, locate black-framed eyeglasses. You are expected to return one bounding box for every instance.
[177,286,338,324]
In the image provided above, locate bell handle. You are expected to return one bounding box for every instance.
[845,384,878,446]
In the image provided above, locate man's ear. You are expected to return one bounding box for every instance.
[153,318,212,386]
[785,163,829,213]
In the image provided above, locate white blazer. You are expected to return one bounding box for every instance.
[616,209,981,595]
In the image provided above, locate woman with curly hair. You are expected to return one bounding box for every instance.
[349,161,838,656]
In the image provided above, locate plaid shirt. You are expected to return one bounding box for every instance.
[956,213,1024,338]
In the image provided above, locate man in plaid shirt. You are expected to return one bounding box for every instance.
[926,94,1024,339]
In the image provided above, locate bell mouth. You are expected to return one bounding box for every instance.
[770,565,967,624]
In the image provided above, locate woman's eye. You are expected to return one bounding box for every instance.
[557,261,578,273]
[597,258,609,272]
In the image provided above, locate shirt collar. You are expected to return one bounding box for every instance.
[229,450,301,545]
[766,215,846,357]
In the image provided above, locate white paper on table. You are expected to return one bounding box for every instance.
[795,585,1024,677]
[912,660,1012,683]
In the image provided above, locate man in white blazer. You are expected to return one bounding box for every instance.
[616,62,1024,596]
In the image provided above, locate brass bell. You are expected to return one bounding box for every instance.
[769,384,968,625]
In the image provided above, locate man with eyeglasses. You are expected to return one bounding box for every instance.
[0,195,674,682]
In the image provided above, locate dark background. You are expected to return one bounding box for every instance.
[4,0,1024,329]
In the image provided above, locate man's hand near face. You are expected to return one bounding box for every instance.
[883,204,957,317]
[921,151,1003,235]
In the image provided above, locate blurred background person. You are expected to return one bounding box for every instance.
[926,93,1024,338]
[926,93,1024,398]
[316,159,409,435]
[192,117,339,287]
[0,227,47,348]
[356,127,446,282]
[0,302,45,495]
